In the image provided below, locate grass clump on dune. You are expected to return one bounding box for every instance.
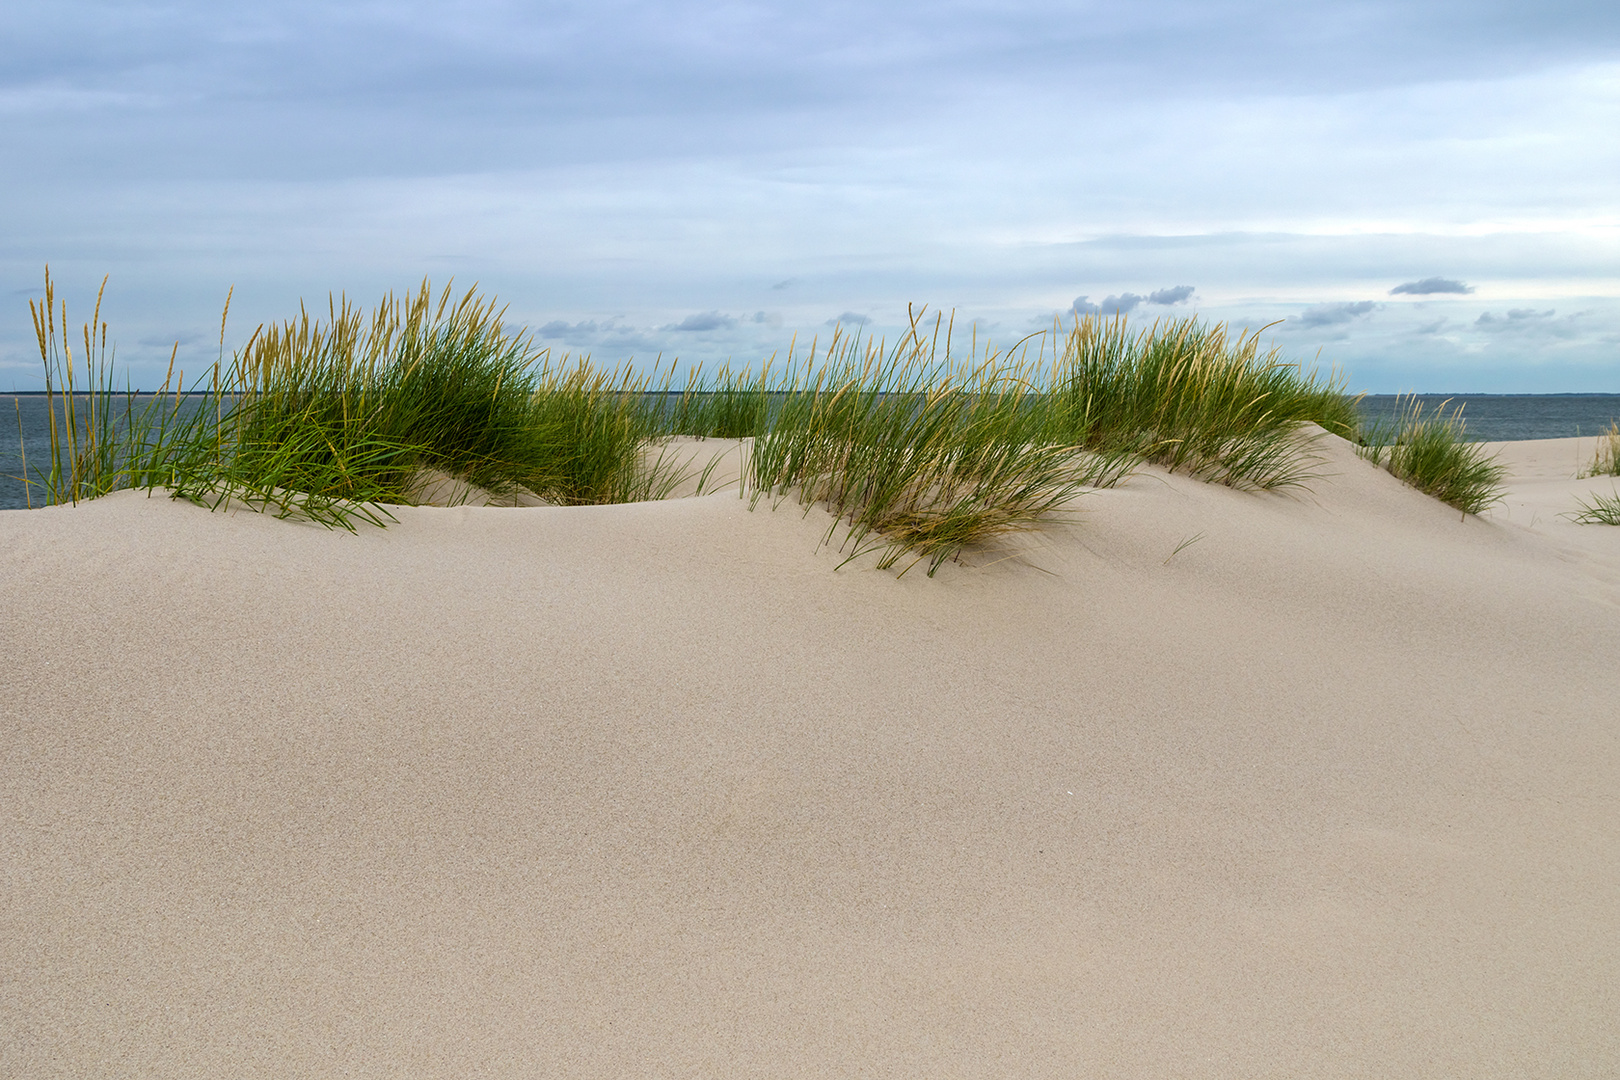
[654,363,779,439]
[207,283,687,515]
[719,307,1358,573]
[651,315,1360,496]
[747,311,1106,575]
[23,274,680,527]
[1568,489,1620,525]
[1357,396,1505,516]
[1581,421,1620,478]
[1043,314,1359,489]
[20,272,1367,569]
[23,271,207,509]
[526,362,693,504]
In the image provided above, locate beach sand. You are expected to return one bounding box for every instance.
[2,432,1617,1078]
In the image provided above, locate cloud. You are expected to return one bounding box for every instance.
[1147,285,1195,305]
[537,318,605,346]
[664,311,736,332]
[539,319,595,334]
[1071,294,1142,316]
[538,317,668,350]
[1072,286,1195,316]
[7,4,1619,395]
[749,310,783,327]
[825,312,870,327]
[1476,307,1554,324]
[1390,277,1474,295]
[1297,300,1378,327]
[595,327,662,353]
[1475,308,1556,330]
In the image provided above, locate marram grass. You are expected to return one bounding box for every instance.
[735,307,1355,573]
[1357,396,1505,516]
[24,270,203,508]
[20,273,1369,570]
[20,274,689,528]
[212,284,668,514]
[1581,422,1620,478]
[655,362,779,439]
[1044,314,1358,490]
[745,312,1113,575]
[1568,489,1620,525]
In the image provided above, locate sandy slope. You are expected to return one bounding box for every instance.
[2,433,1616,1079]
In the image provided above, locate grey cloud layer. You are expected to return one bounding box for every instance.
[1072,286,1196,316]
[5,1,1619,181]
[1147,285,1196,305]
[2,2,1616,392]
[665,311,736,332]
[1391,277,1475,295]
[1471,308,1593,341]
[1296,301,1379,327]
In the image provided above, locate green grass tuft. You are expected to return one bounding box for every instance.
[23,270,208,509]
[1358,395,1505,516]
[1581,421,1620,478]
[18,273,1372,571]
[656,362,778,439]
[1568,489,1620,525]
[20,274,682,527]
[750,311,1120,575]
[213,283,554,512]
[525,362,690,504]
[1043,314,1358,490]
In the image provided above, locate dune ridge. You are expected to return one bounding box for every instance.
[2,432,1616,1078]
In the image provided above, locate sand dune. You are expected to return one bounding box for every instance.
[2,433,1616,1078]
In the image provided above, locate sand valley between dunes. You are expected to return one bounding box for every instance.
[3,432,1618,1078]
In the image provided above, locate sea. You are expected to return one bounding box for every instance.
[1354,394,1620,442]
[4,392,1619,512]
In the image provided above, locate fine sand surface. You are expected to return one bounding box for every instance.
[2,432,1617,1078]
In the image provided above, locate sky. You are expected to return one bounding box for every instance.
[2,0,1618,393]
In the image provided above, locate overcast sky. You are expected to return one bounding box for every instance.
[3,0,1618,391]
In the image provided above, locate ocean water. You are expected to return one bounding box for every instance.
[1356,394,1620,443]
[5,392,1619,512]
